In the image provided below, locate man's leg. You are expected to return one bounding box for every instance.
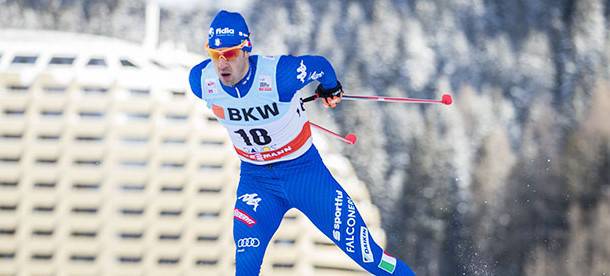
[282,149,416,275]
[233,172,290,276]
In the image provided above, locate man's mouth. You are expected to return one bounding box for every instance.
[221,72,231,77]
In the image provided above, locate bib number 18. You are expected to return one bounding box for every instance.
[234,128,272,146]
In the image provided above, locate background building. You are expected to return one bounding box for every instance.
[0,29,386,276]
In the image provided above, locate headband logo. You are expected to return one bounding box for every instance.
[215,27,235,36]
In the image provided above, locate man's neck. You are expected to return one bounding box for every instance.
[218,56,257,99]
[236,60,251,86]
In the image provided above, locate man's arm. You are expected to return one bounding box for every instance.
[189,59,211,99]
[276,55,342,107]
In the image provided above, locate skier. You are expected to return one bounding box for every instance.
[189,10,415,276]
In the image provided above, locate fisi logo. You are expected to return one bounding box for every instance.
[238,193,262,211]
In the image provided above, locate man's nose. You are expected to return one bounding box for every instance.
[217,57,229,67]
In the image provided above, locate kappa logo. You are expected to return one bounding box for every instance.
[296,60,307,83]
[208,27,214,38]
[234,208,256,227]
[238,193,262,212]
[360,227,374,263]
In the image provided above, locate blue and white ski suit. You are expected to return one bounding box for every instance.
[189,54,415,276]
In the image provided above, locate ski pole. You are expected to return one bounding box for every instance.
[303,93,453,105]
[309,122,357,145]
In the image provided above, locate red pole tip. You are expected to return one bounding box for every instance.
[345,134,357,144]
[442,94,453,105]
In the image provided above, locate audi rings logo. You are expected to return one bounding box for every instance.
[238,237,260,248]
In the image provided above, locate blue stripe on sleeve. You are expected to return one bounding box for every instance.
[276,55,338,102]
[189,59,211,99]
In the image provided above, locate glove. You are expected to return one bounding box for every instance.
[315,81,343,108]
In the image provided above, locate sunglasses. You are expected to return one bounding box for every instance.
[205,40,249,61]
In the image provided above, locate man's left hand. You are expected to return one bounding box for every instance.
[315,81,343,109]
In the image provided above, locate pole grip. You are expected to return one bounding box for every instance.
[302,94,318,103]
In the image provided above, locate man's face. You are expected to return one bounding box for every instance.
[212,49,249,86]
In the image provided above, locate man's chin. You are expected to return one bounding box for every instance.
[220,75,234,85]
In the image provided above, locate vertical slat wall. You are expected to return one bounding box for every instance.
[0,30,385,276]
